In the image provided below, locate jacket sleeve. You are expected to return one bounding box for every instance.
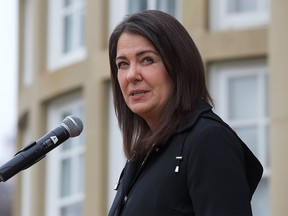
[187,124,253,215]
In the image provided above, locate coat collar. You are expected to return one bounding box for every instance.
[174,100,212,134]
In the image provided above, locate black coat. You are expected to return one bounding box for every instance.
[109,101,263,215]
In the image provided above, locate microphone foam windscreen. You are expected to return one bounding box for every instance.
[61,115,84,137]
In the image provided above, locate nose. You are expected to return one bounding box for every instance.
[126,63,143,82]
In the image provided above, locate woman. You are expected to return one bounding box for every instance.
[108,10,263,215]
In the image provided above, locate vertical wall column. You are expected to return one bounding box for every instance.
[269,0,288,215]
[83,0,110,215]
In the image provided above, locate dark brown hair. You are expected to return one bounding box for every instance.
[109,10,213,160]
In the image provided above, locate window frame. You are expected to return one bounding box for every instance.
[45,92,85,216]
[209,0,270,31]
[209,60,269,175]
[108,0,180,34]
[47,0,86,71]
[209,59,270,215]
[107,85,126,209]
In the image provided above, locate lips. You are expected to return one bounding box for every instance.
[129,89,149,97]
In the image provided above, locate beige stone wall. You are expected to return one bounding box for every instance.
[15,0,113,214]
[14,0,287,215]
[269,0,288,215]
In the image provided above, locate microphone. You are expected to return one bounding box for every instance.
[0,115,83,182]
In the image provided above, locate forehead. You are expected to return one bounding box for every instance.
[116,33,156,54]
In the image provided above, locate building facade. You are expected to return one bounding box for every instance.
[13,0,287,215]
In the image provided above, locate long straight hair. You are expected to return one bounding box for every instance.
[109,10,213,160]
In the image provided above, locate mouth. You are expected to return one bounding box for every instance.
[129,90,149,96]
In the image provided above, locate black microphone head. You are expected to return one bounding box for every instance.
[61,115,84,137]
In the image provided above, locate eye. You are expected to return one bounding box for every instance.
[142,57,153,64]
[117,61,129,69]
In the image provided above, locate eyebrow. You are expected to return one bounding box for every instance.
[115,49,159,61]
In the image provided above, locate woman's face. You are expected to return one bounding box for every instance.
[116,33,173,129]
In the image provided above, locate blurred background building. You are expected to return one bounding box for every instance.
[6,0,287,215]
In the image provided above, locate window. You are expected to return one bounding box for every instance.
[20,124,32,216]
[127,0,177,15]
[209,60,270,216]
[45,93,85,216]
[209,0,270,31]
[23,0,33,85]
[47,0,86,71]
[107,85,126,209]
[109,0,179,34]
